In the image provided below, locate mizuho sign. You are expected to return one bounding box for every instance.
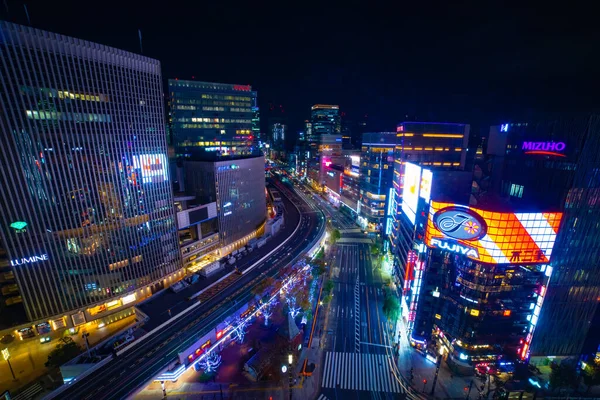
[11,254,49,266]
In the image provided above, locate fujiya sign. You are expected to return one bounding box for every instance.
[433,207,487,241]
[430,238,479,259]
[522,141,566,157]
[11,254,49,267]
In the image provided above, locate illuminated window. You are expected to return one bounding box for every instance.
[510,184,524,198]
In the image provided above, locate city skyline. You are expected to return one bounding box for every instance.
[2,6,600,400]
[1,2,598,136]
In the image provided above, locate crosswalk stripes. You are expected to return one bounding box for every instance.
[12,382,44,400]
[322,352,404,393]
[317,394,329,400]
[354,277,360,352]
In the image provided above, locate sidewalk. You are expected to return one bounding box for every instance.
[0,314,137,396]
[395,321,495,399]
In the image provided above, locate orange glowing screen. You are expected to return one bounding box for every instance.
[425,201,562,265]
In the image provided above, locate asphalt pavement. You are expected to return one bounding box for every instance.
[53,179,326,400]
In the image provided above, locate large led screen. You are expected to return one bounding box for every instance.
[133,154,168,184]
[424,201,562,265]
[401,162,422,225]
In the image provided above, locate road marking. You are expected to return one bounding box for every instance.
[322,352,404,393]
[354,276,360,352]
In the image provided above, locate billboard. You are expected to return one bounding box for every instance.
[419,168,433,202]
[133,154,168,184]
[401,162,422,225]
[425,201,562,264]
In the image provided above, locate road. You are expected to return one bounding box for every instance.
[55,178,326,400]
[289,180,414,400]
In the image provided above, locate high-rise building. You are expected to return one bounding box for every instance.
[309,104,341,139]
[399,164,562,373]
[391,122,470,292]
[480,118,600,360]
[183,156,266,251]
[271,122,286,149]
[357,132,396,232]
[401,116,600,372]
[0,22,182,328]
[169,80,258,159]
[307,105,340,185]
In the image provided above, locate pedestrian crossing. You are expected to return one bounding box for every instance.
[322,352,404,393]
[316,394,330,400]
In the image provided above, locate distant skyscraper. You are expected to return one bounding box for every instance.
[358,133,396,232]
[252,106,261,144]
[309,104,341,141]
[0,22,182,327]
[307,105,341,186]
[169,80,258,159]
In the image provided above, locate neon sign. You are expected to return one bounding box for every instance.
[433,207,487,241]
[430,238,479,259]
[233,85,251,91]
[522,141,566,157]
[500,124,509,132]
[11,254,49,266]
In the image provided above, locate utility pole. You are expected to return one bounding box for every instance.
[465,379,474,400]
[82,332,91,358]
[430,354,442,395]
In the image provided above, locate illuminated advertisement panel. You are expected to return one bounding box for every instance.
[425,201,562,264]
[419,168,433,202]
[133,154,168,184]
[401,162,422,225]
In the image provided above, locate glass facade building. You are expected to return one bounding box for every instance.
[358,132,396,232]
[0,22,181,325]
[169,80,258,159]
[482,118,600,358]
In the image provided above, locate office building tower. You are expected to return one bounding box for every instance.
[480,118,600,359]
[183,155,266,251]
[307,105,340,185]
[0,22,181,328]
[271,122,286,149]
[310,104,341,139]
[169,80,258,159]
[391,122,470,292]
[357,132,396,232]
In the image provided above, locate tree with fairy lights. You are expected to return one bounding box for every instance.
[199,351,222,373]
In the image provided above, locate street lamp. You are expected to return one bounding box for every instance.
[2,348,16,381]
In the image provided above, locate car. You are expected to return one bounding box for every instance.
[40,336,51,344]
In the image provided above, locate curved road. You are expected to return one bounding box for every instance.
[56,179,326,400]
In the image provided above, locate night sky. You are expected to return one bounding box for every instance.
[2,1,599,138]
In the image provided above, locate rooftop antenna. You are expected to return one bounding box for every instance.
[3,0,10,20]
[23,4,30,25]
[138,29,143,54]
